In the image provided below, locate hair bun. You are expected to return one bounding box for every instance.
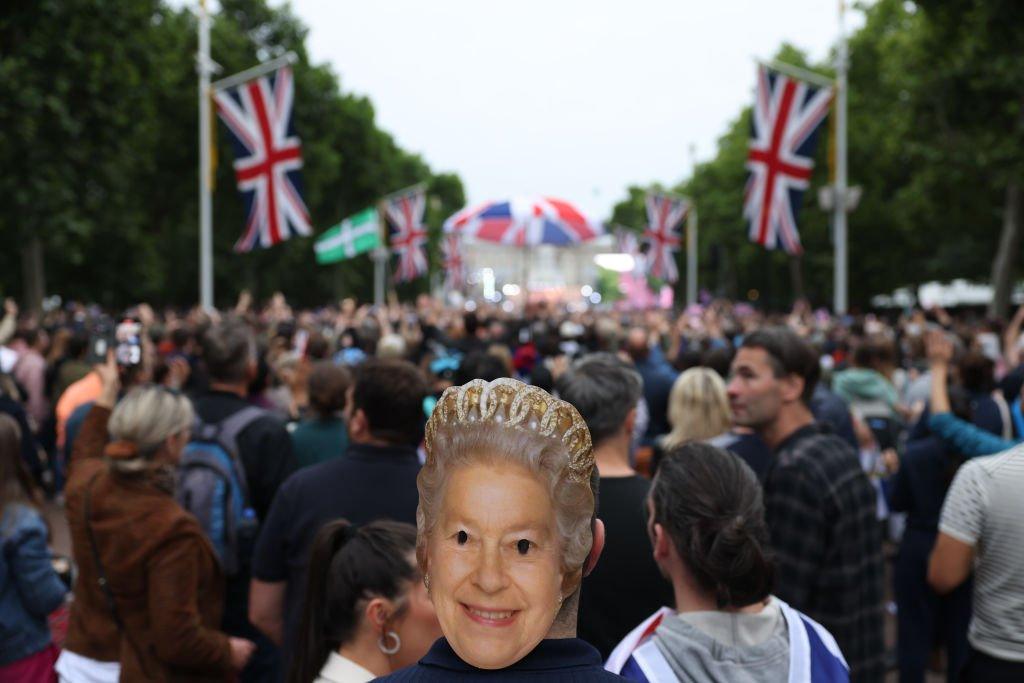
[704,514,772,608]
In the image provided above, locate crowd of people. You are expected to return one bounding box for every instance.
[1,291,1023,682]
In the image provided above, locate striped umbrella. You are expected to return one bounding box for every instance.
[443,196,603,246]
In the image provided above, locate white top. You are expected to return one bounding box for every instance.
[939,446,1024,661]
[314,652,377,683]
[55,650,121,683]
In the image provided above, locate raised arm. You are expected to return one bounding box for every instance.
[926,330,1016,456]
[69,354,120,471]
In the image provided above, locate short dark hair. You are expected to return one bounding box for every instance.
[958,350,996,394]
[308,361,352,419]
[201,317,256,384]
[352,359,428,447]
[651,443,774,608]
[740,327,819,403]
[454,351,507,386]
[555,353,643,447]
[67,330,90,360]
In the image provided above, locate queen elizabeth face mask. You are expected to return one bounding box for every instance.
[426,460,566,669]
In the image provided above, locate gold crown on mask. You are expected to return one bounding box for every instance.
[425,377,594,482]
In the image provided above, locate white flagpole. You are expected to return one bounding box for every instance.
[198,0,213,310]
[834,0,849,314]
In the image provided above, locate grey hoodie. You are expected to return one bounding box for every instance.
[652,598,790,683]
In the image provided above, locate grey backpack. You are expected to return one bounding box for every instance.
[177,406,265,575]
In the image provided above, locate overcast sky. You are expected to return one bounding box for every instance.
[287,0,865,222]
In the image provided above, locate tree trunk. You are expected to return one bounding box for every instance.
[20,236,45,315]
[789,254,805,304]
[989,179,1022,319]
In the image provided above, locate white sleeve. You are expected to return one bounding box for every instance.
[938,460,989,546]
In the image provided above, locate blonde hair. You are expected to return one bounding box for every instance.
[661,367,732,450]
[107,387,194,470]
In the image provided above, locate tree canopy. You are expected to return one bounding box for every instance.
[610,0,1024,311]
[0,0,465,309]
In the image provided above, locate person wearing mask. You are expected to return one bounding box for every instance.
[57,360,254,682]
[289,361,351,469]
[289,520,441,683]
[250,359,427,672]
[0,413,67,681]
[192,318,297,682]
[726,327,885,682]
[555,353,673,658]
[606,443,849,682]
[375,378,619,681]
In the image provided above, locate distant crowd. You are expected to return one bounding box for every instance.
[1,291,1023,682]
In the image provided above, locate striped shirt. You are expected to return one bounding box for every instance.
[939,445,1024,662]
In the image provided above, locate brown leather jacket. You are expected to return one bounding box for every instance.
[64,405,233,682]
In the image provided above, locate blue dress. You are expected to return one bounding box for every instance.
[376,637,625,681]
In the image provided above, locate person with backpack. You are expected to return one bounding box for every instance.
[58,357,254,682]
[190,318,297,683]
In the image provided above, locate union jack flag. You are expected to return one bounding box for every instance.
[384,186,428,283]
[441,233,465,291]
[214,67,311,252]
[644,192,689,283]
[744,65,833,255]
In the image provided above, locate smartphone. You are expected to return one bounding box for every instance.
[114,319,143,367]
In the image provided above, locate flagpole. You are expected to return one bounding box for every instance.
[687,206,698,306]
[198,0,214,310]
[834,0,849,314]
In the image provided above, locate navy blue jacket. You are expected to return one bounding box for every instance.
[377,637,625,681]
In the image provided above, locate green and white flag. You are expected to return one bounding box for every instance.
[314,207,381,264]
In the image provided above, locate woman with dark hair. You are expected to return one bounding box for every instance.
[0,412,67,681]
[290,361,351,469]
[290,520,440,683]
[607,443,849,682]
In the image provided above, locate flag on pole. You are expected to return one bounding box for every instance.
[744,65,833,255]
[441,233,465,290]
[314,208,381,264]
[384,185,428,283]
[643,192,689,283]
[213,66,312,252]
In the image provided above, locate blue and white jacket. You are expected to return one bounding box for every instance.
[605,600,849,683]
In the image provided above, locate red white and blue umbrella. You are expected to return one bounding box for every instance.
[443,197,603,246]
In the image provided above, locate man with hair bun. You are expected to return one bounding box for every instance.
[726,327,884,682]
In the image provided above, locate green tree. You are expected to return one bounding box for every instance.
[0,0,465,309]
